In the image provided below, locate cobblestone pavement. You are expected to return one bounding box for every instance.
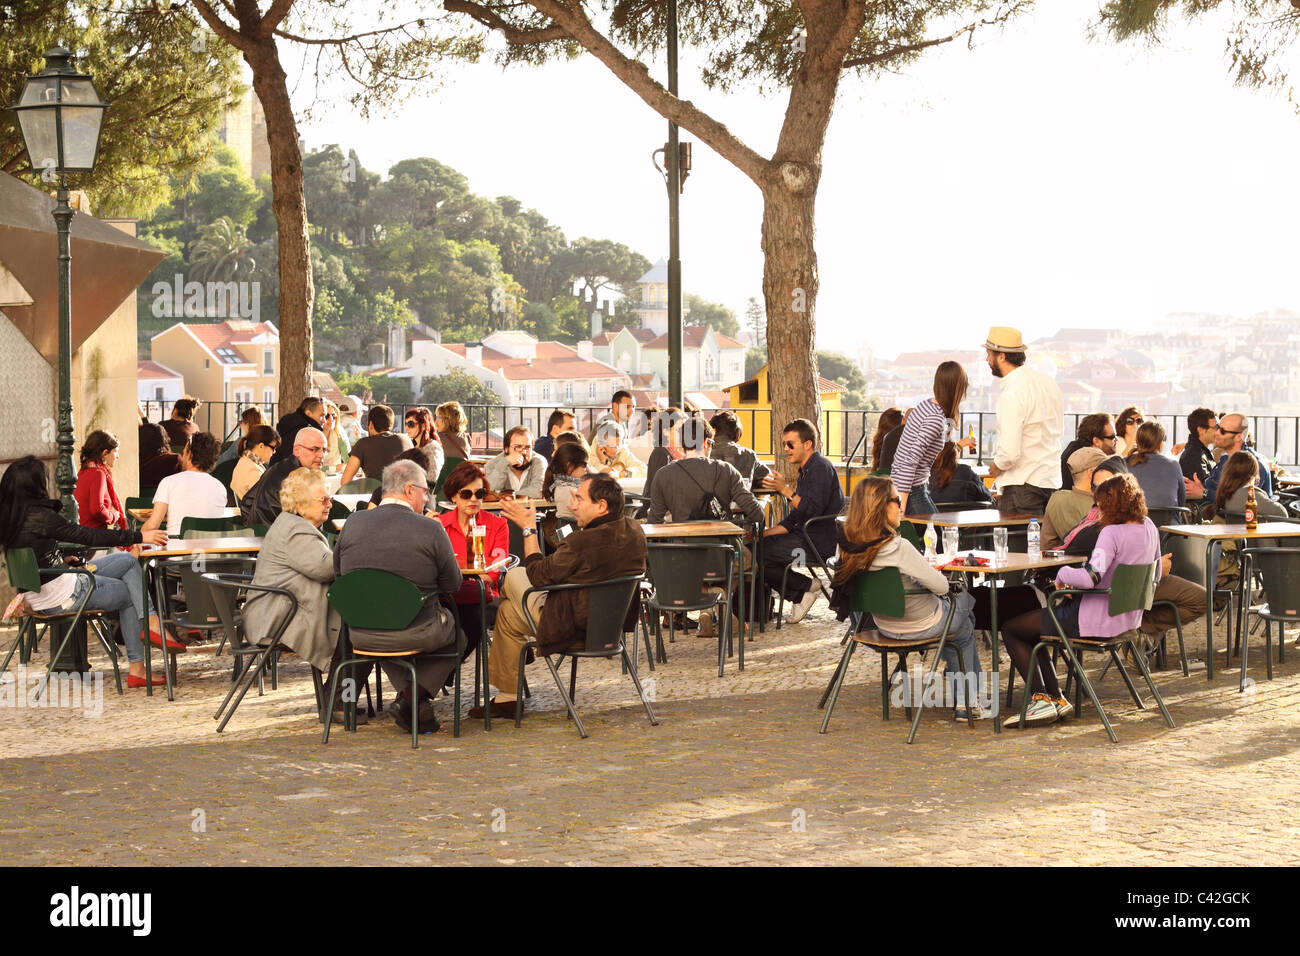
[2,600,1298,866]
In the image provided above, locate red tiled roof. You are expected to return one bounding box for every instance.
[138,360,181,379]
[643,325,747,350]
[444,341,624,382]
[590,325,655,345]
[180,320,278,364]
[714,332,746,349]
[630,373,656,387]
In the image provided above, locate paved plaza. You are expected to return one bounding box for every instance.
[2,601,1298,867]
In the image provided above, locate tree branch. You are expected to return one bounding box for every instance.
[450,0,770,185]
[190,0,251,52]
[813,0,870,74]
[443,0,569,44]
[272,17,444,45]
[843,9,1019,69]
[258,0,296,38]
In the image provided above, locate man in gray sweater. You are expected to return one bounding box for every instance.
[334,459,464,733]
[648,418,764,525]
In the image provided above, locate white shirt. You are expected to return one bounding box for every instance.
[992,364,1064,492]
[153,470,229,536]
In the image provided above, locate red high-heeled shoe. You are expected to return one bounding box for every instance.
[148,630,187,652]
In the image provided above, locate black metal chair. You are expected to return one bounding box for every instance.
[202,572,301,732]
[775,513,840,628]
[1239,547,1300,692]
[645,541,736,677]
[513,574,657,738]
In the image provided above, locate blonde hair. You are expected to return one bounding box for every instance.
[833,477,898,585]
[279,467,327,516]
[436,401,468,433]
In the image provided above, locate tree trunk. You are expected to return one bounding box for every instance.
[761,175,822,474]
[244,37,313,413]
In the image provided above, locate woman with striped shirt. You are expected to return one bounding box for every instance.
[892,361,976,516]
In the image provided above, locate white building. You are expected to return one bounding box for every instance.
[137,359,184,405]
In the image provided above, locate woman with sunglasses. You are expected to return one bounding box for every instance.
[828,476,985,719]
[437,461,508,667]
[1114,406,1144,459]
[403,406,445,483]
[320,399,350,474]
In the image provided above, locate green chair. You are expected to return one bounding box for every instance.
[1239,547,1300,692]
[818,566,968,743]
[323,569,465,747]
[179,516,254,539]
[209,459,238,507]
[514,574,656,738]
[337,477,381,495]
[124,495,153,531]
[433,456,465,502]
[645,542,734,676]
[899,521,924,552]
[1024,562,1174,743]
[1,548,122,698]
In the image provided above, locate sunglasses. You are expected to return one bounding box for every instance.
[784,440,804,449]
[456,488,488,500]
[887,496,901,506]
[1101,432,1117,440]
[1216,425,1242,435]
[405,420,419,428]
[323,413,337,420]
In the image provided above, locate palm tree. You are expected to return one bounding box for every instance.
[189,216,256,284]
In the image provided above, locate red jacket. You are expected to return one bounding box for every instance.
[74,462,124,530]
[438,509,509,603]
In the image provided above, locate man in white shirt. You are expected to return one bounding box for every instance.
[983,326,1063,516]
[141,432,229,538]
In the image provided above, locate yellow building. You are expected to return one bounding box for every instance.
[726,365,846,458]
[150,320,280,434]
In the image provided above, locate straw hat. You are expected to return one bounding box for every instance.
[982,326,1027,353]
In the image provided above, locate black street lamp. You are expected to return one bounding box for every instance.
[10,46,108,520]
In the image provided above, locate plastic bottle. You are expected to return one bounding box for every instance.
[1245,484,1258,531]
[1027,517,1041,562]
[923,522,937,560]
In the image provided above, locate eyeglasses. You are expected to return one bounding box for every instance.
[456,488,488,500]
[299,445,325,453]
[887,496,901,506]
[312,495,333,505]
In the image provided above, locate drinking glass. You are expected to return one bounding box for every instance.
[942,527,959,557]
[992,526,1009,564]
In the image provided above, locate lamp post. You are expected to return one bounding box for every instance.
[10,47,108,520]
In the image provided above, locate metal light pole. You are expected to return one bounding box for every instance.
[666,0,682,410]
[10,47,107,520]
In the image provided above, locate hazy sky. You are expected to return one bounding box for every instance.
[290,4,1300,360]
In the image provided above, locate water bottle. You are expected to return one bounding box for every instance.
[923,522,937,560]
[1027,518,1041,562]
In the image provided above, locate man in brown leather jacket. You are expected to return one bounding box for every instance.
[474,472,646,719]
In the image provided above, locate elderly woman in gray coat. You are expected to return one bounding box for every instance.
[241,467,341,702]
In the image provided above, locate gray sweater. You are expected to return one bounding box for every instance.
[484,451,547,498]
[648,456,764,524]
[861,535,949,635]
[1128,453,1186,509]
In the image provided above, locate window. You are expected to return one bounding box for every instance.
[564,381,573,401]
[588,381,597,400]
[154,386,164,402]
[518,383,526,402]
[542,383,551,401]
[262,387,274,412]
[234,388,253,405]
[204,359,210,369]
[263,349,274,375]
[216,347,241,364]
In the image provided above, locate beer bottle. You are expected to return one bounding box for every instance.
[1245,483,1258,532]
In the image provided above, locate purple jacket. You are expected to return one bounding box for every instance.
[1055,519,1160,638]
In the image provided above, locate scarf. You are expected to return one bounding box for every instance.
[1064,504,1101,548]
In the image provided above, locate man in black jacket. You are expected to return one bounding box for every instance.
[1178,407,1218,496]
[270,397,325,465]
[239,427,326,526]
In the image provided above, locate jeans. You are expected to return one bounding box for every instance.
[905,484,936,516]
[878,589,978,705]
[57,551,149,664]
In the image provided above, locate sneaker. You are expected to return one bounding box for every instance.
[954,703,990,722]
[786,580,822,624]
[1051,696,1074,720]
[1021,694,1061,726]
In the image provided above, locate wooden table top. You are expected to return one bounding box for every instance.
[1275,474,1300,486]
[641,521,745,539]
[460,556,513,576]
[905,510,1037,528]
[938,550,1084,573]
[139,537,263,559]
[1160,522,1300,539]
[128,506,239,523]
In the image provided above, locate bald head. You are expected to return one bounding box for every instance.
[1215,413,1246,453]
[294,427,327,469]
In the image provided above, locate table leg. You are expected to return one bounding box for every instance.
[736,539,745,672]
[478,578,491,731]
[155,561,176,702]
[989,576,1001,734]
[140,557,154,697]
[1204,540,1216,681]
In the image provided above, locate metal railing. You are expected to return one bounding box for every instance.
[147,398,1300,469]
